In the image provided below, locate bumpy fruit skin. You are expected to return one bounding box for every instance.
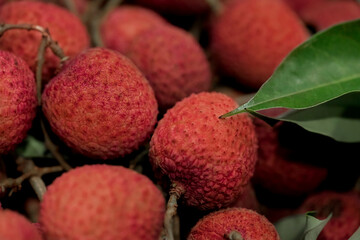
[101,5,167,54]
[134,0,210,15]
[210,0,309,89]
[42,48,158,159]
[188,208,280,240]
[40,164,165,240]
[0,209,43,240]
[150,92,258,210]
[253,119,328,196]
[299,0,360,31]
[0,50,36,154]
[128,25,212,109]
[298,191,360,240]
[0,1,90,80]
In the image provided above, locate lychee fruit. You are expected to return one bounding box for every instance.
[149,92,258,210]
[127,25,212,109]
[100,5,167,54]
[134,0,210,15]
[297,191,360,240]
[0,209,43,240]
[0,1,90,80]
[252,118,328,196]
[42,47,158,160]
[39,164,165,240]
[299,0,360,31]
[187,208,280,240]
[210,0,309,89]
[0,50,36,154]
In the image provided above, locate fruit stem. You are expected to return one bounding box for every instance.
[205,0,223,15]
[40,119,72,171]
[62,0,79,17]
[225,231,244,240]
[36,37,48,106]
[163,183,185,240]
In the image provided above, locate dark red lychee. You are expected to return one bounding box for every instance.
[134,0,210,15]
[298,191,360,240]
[149,92,258,210]
[42,48,158,160]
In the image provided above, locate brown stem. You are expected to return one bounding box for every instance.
[0,158,63,199]
[0,23,67,61]
[35,36,48,106]
[63,0,79,16]
[163,183,185,240]
[40,119,72,171]
[129,144,149,170]
[225,231,244,240]
[205,0,223,15]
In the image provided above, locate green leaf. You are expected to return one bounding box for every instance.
[220,20,360,118]
[275,214,307,240]
[16,135,46,158]
[274,212,332,240]
[348,226,360,240]
[252,92,360,142]
[302,213,332,240]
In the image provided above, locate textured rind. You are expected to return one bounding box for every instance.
[298,191,360,240]
[210,0,309,89]
[0,209,43,240]
[42,48,158,159]
[187,208,280,240]
[40,164,165,240]
[253,119,328,196]
[0,50,36,154]
[299,0,360,31]
[134,0,210,15]
[101,5,167,54]
[128,25,212,109]
[0,1,90,80]
[149,92,258,210]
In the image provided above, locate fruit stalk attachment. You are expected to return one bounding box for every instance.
[163,183,185,240]
[205,0,223,15]
[225,231,244,240]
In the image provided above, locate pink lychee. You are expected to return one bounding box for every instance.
[187,208,280,240]
[39,164,165,240]
[149,92,258,210]
[128,25,212,109]
[100,5,167,54]
[0,1,90,80]
[0,50,36,154]
[210,0,309,89]
[42,48,158,160]
[0,209,43,240]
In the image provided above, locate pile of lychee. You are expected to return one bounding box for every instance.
[0,0,359,239]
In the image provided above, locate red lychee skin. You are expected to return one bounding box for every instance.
[299,0,360,31]
[134,0,210,15]
[149,92,258,210]
[210,0,309,89]
[0,209,43,240]
[100,5,167,54]
[0,1,90,80]
[40,164,165,240]
[253,119,328,196]
[229,183,260,212]
[128,25,212,109]
[0,50,36,154]
[42,48,158,160]
[297,191,360,240]
[188,208,280,240]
